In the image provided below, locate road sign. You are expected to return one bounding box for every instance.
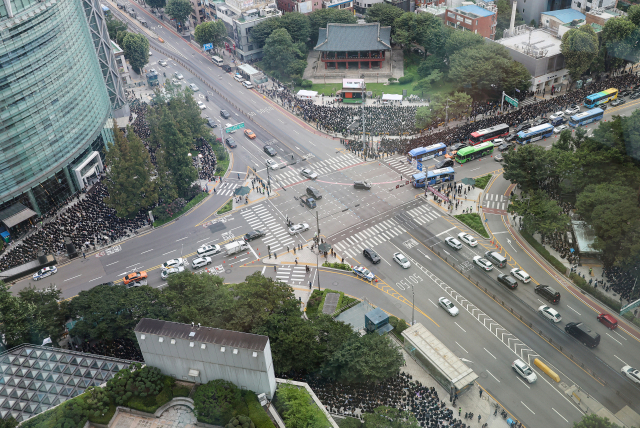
[203,43,213,51]
[620,298,640,315]
[417,161,423,171]
[225,122,245,133]
[504,94,519,108]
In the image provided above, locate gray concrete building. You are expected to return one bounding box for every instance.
[134,319,277,398]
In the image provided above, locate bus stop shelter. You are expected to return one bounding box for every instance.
[402,323,478,397]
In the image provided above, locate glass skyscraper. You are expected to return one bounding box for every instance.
[0,0,128,216]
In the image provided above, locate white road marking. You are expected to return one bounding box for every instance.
[614,355,627,366]
[89,277,103,282]
[141,249,154,254]
[64,275,82,282]
[552,408,568,423]
[516,377,531,389]
[606,333,622,345]
[565,305,581,315]
[454,322,466,332]
[176,237,188,241]
[484,348,496,359]
[106,261,119,266]
[455,342,468,353]
[435,227,456,236]
[486,370,500,382]
[521,401,535,414]
[428,299,438,307]
[163,250,176,255]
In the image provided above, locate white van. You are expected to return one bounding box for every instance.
[225,123,236,133]
[234,74,245,83]
[211,56,224,66]
[242,81,254,89]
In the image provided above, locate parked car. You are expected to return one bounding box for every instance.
[510,268,531,283]
[444,237,462,250]
[497,274,518,289]
[191,257,212,269]
[457,232,477,247]
[189,83,199,91]
[554,124,568,134]
[611,98,626,106]
[352,266,375,281]
[473,256,493,271]
[565,105,580,115]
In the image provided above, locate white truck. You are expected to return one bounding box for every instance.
[224,240,249,256]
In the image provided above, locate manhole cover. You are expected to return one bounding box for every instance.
[478,371,488,379]
[225,269,232,274]
[333,281,339,286]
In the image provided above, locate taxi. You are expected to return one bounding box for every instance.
[244,129,256,139]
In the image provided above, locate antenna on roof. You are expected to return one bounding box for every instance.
[198,323,201,329]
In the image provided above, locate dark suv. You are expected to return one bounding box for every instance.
[220,110,231,119]
[515,122,531,133]
[363,248,381,264]
[264,145,276,156]
[225,137,237,148]
[497,274,518,290]
[243,230,265,242]
[435,159,454,169]
[306,187,322,200]
[354,181,372,190]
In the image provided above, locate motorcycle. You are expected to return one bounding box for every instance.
[205,96,209,102]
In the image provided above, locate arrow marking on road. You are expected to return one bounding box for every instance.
[416,248,431,260]
[506,238,517,252]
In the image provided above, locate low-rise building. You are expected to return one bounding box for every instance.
[215,0,281,61]
[444,4,497,40]
[584,6,625,26]
[277,0,322,13]
[571,0,617,14]
[540,8,585,31]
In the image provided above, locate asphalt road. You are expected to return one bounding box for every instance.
[13,4,640,425]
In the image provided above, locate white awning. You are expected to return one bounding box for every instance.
[382,94,403,101]
[296,90,317,98]
[188,369,200,377]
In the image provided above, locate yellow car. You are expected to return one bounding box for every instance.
[244,129,256,139]
[123,271,147,285]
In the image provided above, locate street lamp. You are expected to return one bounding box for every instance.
[411,283,415,326]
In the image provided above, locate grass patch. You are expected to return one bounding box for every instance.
[520,231,567,274]
[299,80,456,99]
[474,174,492,189]
[322,261,352,271]
[274,384,331,428]
[215,153,230,175]
[217,198,233,215]
[454,213,490,238]
[306,288,359,317]
[153,192,208,227]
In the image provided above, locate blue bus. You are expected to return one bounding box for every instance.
[412,172,427,188]
[569,108,604,127]
[427,167,455,185]
[516,123,554,145]
[408,142,447,161]
[584,88,617,108]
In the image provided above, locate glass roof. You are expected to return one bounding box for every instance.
[0,345,136,422]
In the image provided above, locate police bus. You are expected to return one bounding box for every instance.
[469,124,509,145]
[569,108,604,127]
[515,123,554,145]
[584,88,617,108]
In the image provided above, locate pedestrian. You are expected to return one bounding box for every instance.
[478,414,481,423]
[479,388,483,398]
[459,407,462,416]
[308,281,312,289]
[82,252,85,259]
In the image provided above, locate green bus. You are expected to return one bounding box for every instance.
[455,141,494,163]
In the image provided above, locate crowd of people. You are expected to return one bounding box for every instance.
[298,372,479,428]
[68,338,143,362]
[604,266,640,304]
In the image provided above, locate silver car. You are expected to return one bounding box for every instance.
[393,252,410,269]
[300,168,318,180]
[512,359,537,383]
[191,257,212,269]
[439,297,459,316]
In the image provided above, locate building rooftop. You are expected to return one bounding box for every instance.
[453,4,495,18]
[496,28,562,57]
[541,8,585,23]
[134,319,269,352]
[315,23,391,52]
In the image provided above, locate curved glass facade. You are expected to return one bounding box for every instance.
[0,0,112,210]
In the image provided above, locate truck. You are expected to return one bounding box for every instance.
[224,240,249,256]
[300,195,316,209]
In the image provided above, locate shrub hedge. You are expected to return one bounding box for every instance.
[388,316,409,342]
[519,231,567,274]
[322,262,352,271]
[398,75,415,84]
[454,214,490,238]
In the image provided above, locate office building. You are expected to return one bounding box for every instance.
[0,0,127,219]
[134,319,277,398]
[444,4,497,40]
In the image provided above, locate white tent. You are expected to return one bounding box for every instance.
[382,94,403,101]
[297,90,318,99]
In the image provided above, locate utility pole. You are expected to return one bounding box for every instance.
[411,283,415,326]
[316,210,321,291]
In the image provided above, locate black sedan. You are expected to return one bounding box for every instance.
[451,142,468,152]
[244,230,266,241]
[225,137,237,148]
[497,274,518,290]
[435,159,454,169]
[629,92,640,100]
[498,142,512,152]
[515,122,531,133]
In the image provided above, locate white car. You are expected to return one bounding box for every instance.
[510,268,531,283]
[197,101,206,110]
[266,159,281,170]
[162,258,185,269]
[492,138,505,147]
[439,297,459,316]
[171,78,180,85]
[549,111,564,119]
[158,59,167,66]
[538,305,562,323]
[512,359,537,383]
[189,83,199,91]
[473,256,493,271]
[457,232,477,247]
[288,223,310,235]
[565,105,580,115]
[174,72,184,80]
[197,244,221,257]
[554,124,568,134]
[300,168,318,180]
[621,366,640,386]
[191,257,212,269]
[353,266,375,281]
[33,266,57,281]
[161,266,185,280]
[393,252,411,269]
[444,237,462,250]
[234,74,245,82]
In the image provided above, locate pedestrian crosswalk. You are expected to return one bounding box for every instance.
[385,155,420,177]
[215,182,239,196]
[404,205,442,225]
[275,265,312,286]
[483,193,508,211]
[241,204,295,253]
[333,218,407,259]
[269,154,362,186]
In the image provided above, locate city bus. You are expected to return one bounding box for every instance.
[569,108,604,127]
[427,167,455,185]
[412,172,427,188]
[455,142,494,163]
[515,123,554,145]
[469,124,509,145]
[408,142,447,161]
[584,88,617,108]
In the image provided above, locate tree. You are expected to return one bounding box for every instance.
[365,3,404,29]
[104,125,157,218]
[157,111,198,197]
[0,418,18,428]
[572,413,615,428]
[502,144,551,192]
[417,55,447,78]
[165,0,193,26]
[602,16,639,68]
[280,12,311,44]
[106,14,128,42]
[412,69,443,92]
[144,0,166,9]
[363,406,421,428]
[322,333,404,383]
[116,30,129,49]
[415,106,434,129]
[192,379,242,425]
[502,59,532,94]
[194,21,227,52]
[122,32,150,73]
[308,8,356,46]
[154,147,178,202]
[509,190,570,237]
[444,30,484,61]
[277,384,329,428]
[262,28,304,78]
[561,25,599,81]
[250,17,283,48]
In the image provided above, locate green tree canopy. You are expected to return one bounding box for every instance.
[280,12,311,44]
[122,33,150,73]
[250,17,283,48]
[573,413,616,428]
[444,30,484,61]
[509,190,571,236]
[561,25,599,81]
[394,12,443,49]
[145,0,165,9]
[308,8,356,46]
[261,28,304,79]
[106,14,127,42]
[494,0,524,40]
[365,3,404,29]
[363,406,421,428]
[602,15,640,68]
[194,20,227,52]
[502,144,552,192]
[104,124,157,217]
[165,0,193,25]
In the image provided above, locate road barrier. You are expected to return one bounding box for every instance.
[534,358,561,382]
